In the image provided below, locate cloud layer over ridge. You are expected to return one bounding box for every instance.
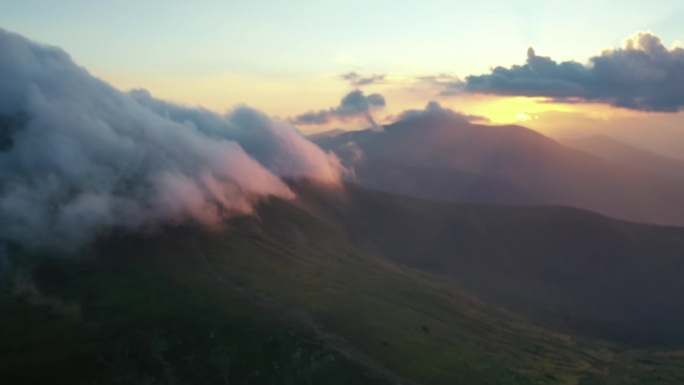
[0,28,343,251]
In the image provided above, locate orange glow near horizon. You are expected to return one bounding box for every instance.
[97,70,680,142]
[98,69,580,131]
[97,71,352,119]
[461,96,577,124]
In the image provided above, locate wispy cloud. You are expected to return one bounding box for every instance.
[0,28,344,251]
[340,72,386,86]
[290,90,386,130]
[415,74,465,96]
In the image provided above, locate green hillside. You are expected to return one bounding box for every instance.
[0,245,392,385]
[2,182,684,384]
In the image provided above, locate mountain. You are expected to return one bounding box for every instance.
[5,26,684,385]
[348,159,542,205]
[5,181,684,384]
[295,181,684,345]
[564,135,684,179]
[316,114,684,226]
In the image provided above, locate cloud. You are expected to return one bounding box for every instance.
[393,101,490,123]
[129,90,345,184]
[416,74,465,96]
[464,32,684,112]
[340,72,386,86]
[0,28,343,252]
[290,90,386,130]
[335,141,365,169]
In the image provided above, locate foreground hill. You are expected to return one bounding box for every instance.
[4,181,684,384]
[316,114,684,225]
[0,238,394,385]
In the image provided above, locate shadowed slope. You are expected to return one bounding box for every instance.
[292,181,684,346]
[4,182,684,384]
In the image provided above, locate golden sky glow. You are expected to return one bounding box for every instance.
[3,0,683,146]
[98,68,684,151]
[97,71,352,119]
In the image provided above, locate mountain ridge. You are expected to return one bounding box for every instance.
[564,135,684,179]
[316,115,684,226]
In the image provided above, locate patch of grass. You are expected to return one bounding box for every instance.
[0,252,390,385]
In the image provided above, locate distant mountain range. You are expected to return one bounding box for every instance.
[316,114,684,225]
[564,135,684,179]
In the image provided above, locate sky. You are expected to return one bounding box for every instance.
[1,1,684,141]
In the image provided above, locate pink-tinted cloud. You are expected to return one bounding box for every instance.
[0,28,342,251]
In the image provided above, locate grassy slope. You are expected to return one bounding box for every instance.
[293,182,684,346]
[3,183,684,384]
[141,202,613,385]
[150,193,682,385]
[0,245,392,385]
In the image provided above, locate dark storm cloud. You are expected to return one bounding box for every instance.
[290,90,386,130]
[0,28,344,251]
[340,72,386,86]
[394,101,489,123]
[464,32,684,112]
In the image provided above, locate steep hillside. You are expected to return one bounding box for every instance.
[0,244,392,385]
[4,182,684,384]
[294,181,684,345]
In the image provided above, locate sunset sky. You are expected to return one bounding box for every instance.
[2,0,684,149]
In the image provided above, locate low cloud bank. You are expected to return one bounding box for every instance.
[0,29,343,251]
